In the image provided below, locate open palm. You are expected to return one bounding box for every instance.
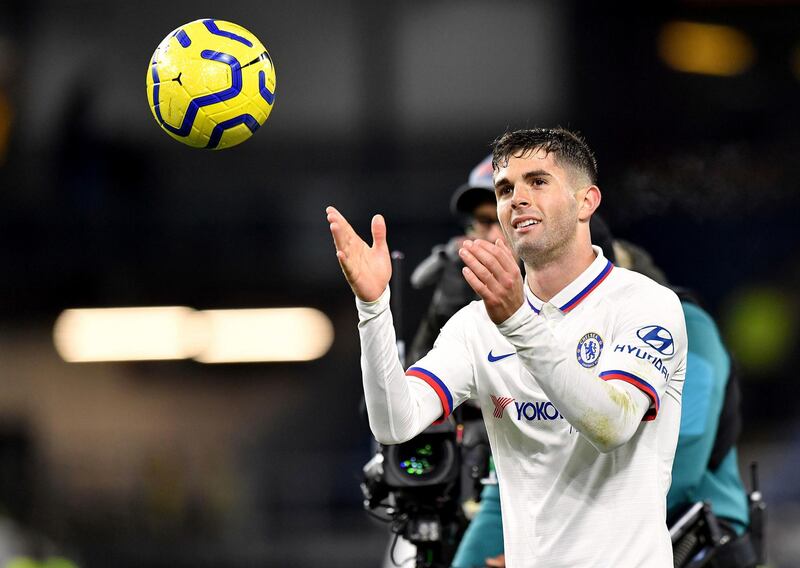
[326,206,392,302]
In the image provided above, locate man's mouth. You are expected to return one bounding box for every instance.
[512,218,541,230]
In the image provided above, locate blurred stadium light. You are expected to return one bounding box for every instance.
[194,308,334,363]
[658,21,755,76]
[723,286,796,375]
[53,306,199,362]
[53,306,334,363]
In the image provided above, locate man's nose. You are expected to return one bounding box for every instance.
[511,185,531,208]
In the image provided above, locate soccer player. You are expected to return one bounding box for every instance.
[326,128,687,567]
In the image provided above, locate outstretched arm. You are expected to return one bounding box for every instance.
[326,206,442,444]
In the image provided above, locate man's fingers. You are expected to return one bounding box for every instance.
[326,206,356,236]
[371,214,388,250]
[462,266,491,299]
[464,240,506,276]
[326,207,348,247]
[326,205,347,229]
[462,240,523,324]
[326,206,392,302]
[459,245,497,287]
[471,239,520,280]
[328,221,351,257]
[327,205,362,256]
[460,240,518,295]
[495,238,520,273]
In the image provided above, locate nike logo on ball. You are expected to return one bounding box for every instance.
[488,350,515,362]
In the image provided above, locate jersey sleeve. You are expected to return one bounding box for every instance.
[598,284,688,421]
[406,305,478,423]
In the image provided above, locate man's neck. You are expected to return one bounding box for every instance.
[525,244,597,303]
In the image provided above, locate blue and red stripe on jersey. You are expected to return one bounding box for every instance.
[560,259,613,313]
[406,366,453,423]
[599,369,660,421]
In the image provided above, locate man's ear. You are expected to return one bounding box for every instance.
[578,185,601,221]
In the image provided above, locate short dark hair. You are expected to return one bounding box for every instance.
[491,127,598,185]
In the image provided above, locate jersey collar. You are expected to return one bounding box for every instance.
[524,245,614,315]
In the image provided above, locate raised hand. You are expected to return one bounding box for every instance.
[326,206,392,302]
[459,238,524,324]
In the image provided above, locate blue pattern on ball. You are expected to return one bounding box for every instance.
[259,70,275,105]
[150,50,243,138]
[202,19,253,47]
[174,29,191,48]
[205,114,260,149]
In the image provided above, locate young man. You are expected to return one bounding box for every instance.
[326,128,687,566]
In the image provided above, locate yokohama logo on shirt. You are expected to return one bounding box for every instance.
[490,395,515,418]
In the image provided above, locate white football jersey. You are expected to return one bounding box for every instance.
[407,247,687,567]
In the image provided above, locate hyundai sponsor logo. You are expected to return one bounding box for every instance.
[612,344,671,380]
[636,325,675,355]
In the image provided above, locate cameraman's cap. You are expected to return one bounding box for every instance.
[450,154,496,216]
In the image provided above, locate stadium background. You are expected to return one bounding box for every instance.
[0,0,798,566]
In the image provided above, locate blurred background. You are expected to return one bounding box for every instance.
[0,0,798,566]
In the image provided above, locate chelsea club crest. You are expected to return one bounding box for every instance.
[576,332,603,368]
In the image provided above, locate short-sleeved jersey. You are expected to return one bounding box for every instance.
[407,247,687,567]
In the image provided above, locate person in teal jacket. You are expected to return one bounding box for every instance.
[668,299,749,534]
[450,232,752,568]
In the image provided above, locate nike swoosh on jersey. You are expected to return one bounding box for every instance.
[488,350,516,362]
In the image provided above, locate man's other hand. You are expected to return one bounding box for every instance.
[460,238,523,324]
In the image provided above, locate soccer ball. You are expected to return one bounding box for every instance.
[146,19,276,150]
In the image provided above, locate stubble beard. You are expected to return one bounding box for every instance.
[512,209,580,271]
[515,233,576,270]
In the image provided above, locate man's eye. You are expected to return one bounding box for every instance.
[533,178,546,186]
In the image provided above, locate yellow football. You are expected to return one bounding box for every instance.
[146,19,276,149]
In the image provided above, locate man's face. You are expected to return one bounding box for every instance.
[493,148,583,268]
[468,201,504,243]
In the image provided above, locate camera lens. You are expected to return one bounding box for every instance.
[399,443,437,477]
[383,433,458,487]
